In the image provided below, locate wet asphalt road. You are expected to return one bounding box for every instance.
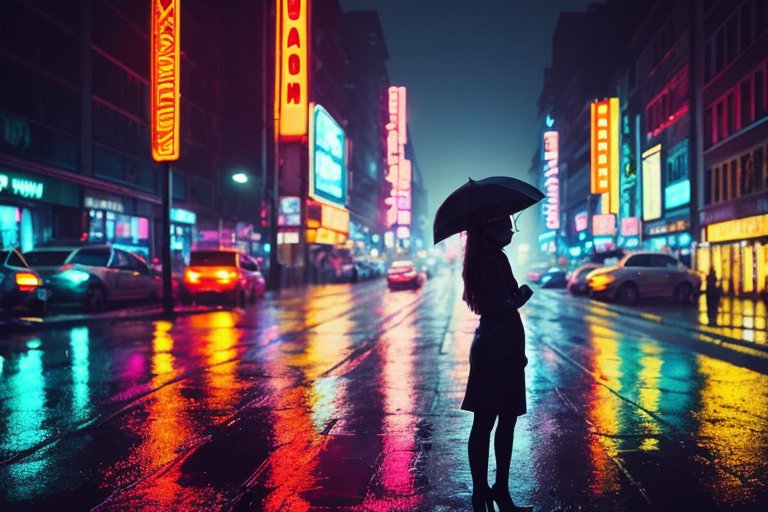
[1,269,767,511]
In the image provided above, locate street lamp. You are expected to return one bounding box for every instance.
[232,172,249,184]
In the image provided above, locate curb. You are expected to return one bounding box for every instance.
[591,299,768,354]
[0,306,222,334]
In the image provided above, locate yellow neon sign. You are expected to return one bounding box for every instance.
[706,214,768,243]
[276,0,309,140]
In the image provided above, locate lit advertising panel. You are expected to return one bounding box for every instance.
[543,131,559,229]
[150,0,181,162]
[574,211,589,232]
[706,214,768,243]
[620,217,640,236]
[665,179,690,209]
[276,0,309,140]
[309,105,347,207]
[590,98,619,203]
[592,214,617,236]
[279,196,301,226]
[385,86,411,230]
[642,144,662,221]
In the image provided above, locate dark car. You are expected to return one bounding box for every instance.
[24,245,161,312]
[540,268,568,289]
[0,248,41,311]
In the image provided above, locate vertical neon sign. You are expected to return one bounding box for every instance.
[276,0,309,140]
[385,86,411,232]
[543,131,559,230]
[150,0,181,162]
[590,98,619,213]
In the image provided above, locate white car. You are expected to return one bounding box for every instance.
[587,251,701,305]
[24,245,161,312]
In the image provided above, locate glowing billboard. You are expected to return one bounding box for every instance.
[309,105,347,207]
[642,144,662,221]
[385,86,411,230]
[150,0,181,162]
[276,0,309,140]
[590,98,619,207]
[592,214,617,236]
[543,131,560,230]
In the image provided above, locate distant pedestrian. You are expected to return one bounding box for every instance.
[705,267,721,326]
[461,216,533,512]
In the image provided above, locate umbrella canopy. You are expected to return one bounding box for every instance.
[433,176,544,245]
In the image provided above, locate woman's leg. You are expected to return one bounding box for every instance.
[468,411,497,496]
[493,412,517,491]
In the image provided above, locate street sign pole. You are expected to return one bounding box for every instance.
[150,0,181,316]
[162,163,173,315]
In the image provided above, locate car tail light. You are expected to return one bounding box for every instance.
[16,272,40,291]
[185,269,200,283]
[215,269,238,283]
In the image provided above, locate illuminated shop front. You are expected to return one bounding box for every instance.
[84,193,151,259]
[696,212,768,297]
[170,207,196,271]
[0,168,79,251]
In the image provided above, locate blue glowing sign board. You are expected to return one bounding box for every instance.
[664,179,690,209]
[310,105,347,207]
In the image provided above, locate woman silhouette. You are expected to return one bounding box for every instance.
[461,215,533,512]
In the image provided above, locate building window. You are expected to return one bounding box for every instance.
[705,107,713,148]
[705,168,712,204]
[727,93,736,135]
[759,146,767,191]
[756,68,765,118]
[726,16,738,65]
[730,159,738,199]
[715,29,725,74]
[713,166,720,202]
[715,101,724,142]
[740,1,753,52]
[741,80,753,126]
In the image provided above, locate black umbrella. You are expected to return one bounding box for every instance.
[433,176,545,245]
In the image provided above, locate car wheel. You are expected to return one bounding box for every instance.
[674,282,693,305]
[615,282,639,306]
[84,285,106,313]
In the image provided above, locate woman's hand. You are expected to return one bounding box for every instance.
[513,284,533,308]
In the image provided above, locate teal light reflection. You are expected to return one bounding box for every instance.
[1,339,49,500]
[70,327,91,422]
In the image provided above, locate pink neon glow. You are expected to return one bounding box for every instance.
[543,131,559,230]
[138,217,150,239]
[385,86,412,230]
[575,213,589,232]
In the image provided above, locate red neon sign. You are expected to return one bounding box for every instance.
[150,0,181,162]
[277,0,309,140]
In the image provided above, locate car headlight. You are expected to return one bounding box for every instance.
[59,269,90,285]
[589,274,616,289]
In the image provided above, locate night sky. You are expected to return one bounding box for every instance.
[339,0,600,223]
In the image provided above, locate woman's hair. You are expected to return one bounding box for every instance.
[462,229,486,314]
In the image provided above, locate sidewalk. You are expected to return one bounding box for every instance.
[592,294,768,352]
[0,304,221,334]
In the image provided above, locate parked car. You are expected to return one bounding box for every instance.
[387,260,425,290]
[525,262,551,284]
[181,249,265,306]
[24,245,161,312]
[587,252,701,305]
[540,268,568,289]
[567,263,602,295]
[1,248,41,311]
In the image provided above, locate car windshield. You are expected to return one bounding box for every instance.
[24,251,71,266]
[190,251,237,267]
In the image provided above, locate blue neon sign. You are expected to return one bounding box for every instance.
[664,179,690,209]
[310,105,347,206]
